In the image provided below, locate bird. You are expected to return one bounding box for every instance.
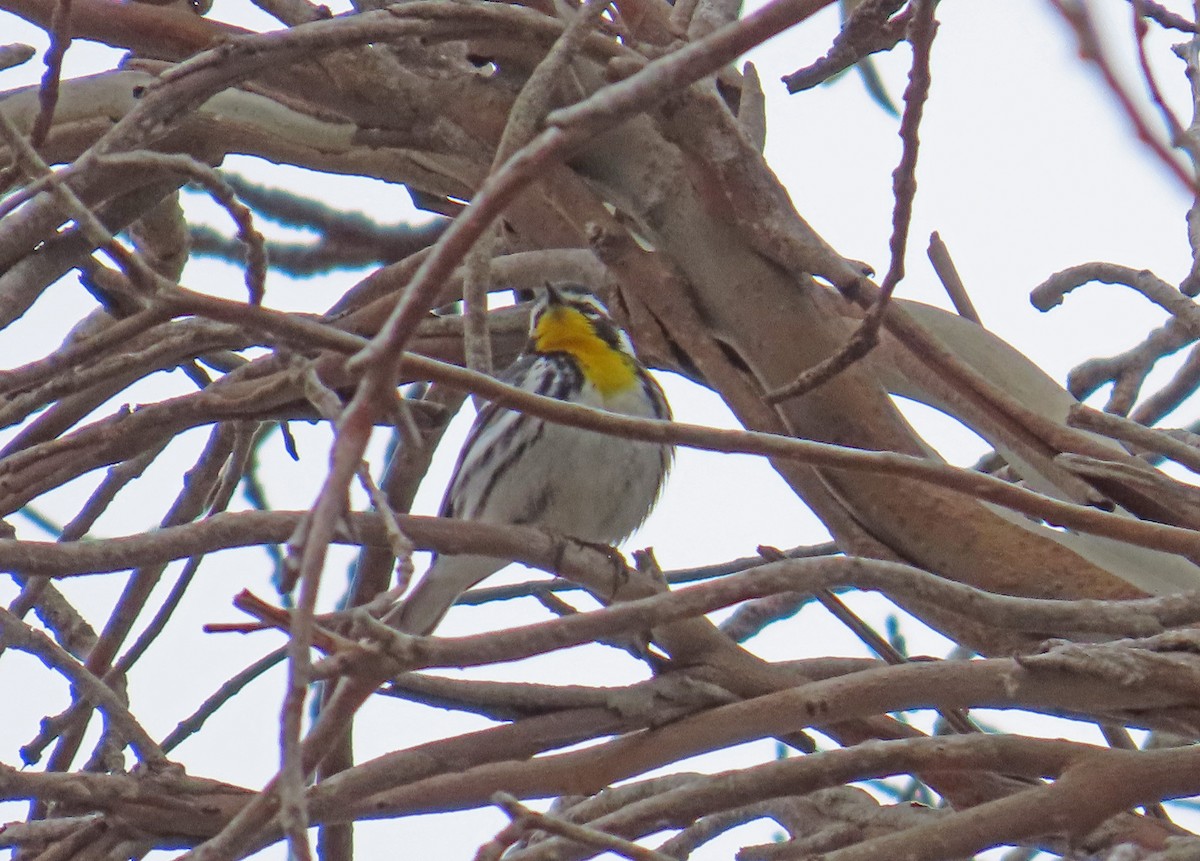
[393,283,673,636]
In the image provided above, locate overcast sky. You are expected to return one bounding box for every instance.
[1,0,1197,857]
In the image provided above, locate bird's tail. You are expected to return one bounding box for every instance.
[391,555,508,635]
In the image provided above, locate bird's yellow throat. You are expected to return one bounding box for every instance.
[533,306,639,397]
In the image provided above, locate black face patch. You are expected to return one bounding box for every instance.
[589,315,624,351]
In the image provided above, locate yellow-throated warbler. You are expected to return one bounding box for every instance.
[395,283,673,635]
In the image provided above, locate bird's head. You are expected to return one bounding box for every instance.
[529,283,641,395]
[530,283,637,360]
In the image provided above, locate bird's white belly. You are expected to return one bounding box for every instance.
[476,380,667,543]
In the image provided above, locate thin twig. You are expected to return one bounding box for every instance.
[927,231,981,325]
[1124,0,1196,32]
[1034,262,1200,415]
[461,227,498,388]
[1132,0,1192,152]
[1061,320,1193,414]
[160,648,288,753]
[0,606,166,767]
[111,428,259,682]
[766,0,936,403]
[1133,341,1200,424]
[456,541,841,610]
[29,0,73,148]
[99,153,268,304]
[1068,404,1200,475]
[480,792,677,861]
[1048,0,1197,193]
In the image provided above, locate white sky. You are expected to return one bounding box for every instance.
[1,0,1197,858]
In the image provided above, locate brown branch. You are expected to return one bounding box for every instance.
[379,667,741,725]
[1033,263,1200,415]
[879,0,933,300]
[345,732,1157,854]
[1033,263,1200,341]
[1068,404,1200,475]
[1097,723,1170,820]
[0,42,36,71]
[339,384,464,607]
[738,61,767,151]
[395,352,1200,562]
[1174,19,1200,297]
[0,304,176,399]
[547,0,838,133]
[0,0,241,58]
[313,555,1200,679]
[457,541,840,612]
[6,330,1200,567]
[247,0,324,26]
[0,761,252,836]
[816,745,1200,861]
[782,0,908,94]
[1056,453,1200,524]
[111,423,257,681]
[0,439,167,666]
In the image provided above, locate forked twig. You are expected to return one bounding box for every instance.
[767,0,937,403]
